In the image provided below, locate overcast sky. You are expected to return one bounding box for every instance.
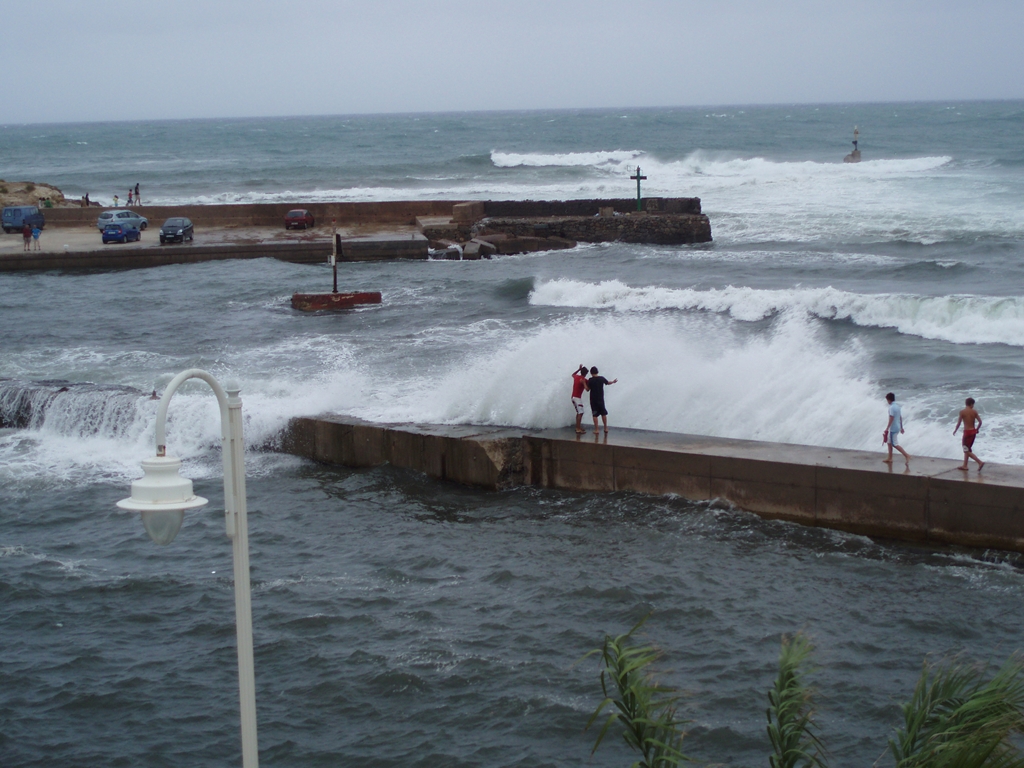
[4,0,1023,124]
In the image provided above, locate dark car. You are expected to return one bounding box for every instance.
[102,224,141,244]
[160,217,194,244]
[285,209,314,230]
[2,206,45,233]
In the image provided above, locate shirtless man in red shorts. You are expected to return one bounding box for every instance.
[953,397,984,471]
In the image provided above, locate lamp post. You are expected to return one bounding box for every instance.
[117,368,259,768]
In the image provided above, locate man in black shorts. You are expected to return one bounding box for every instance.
[586,366,618,433]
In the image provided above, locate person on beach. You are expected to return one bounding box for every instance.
[113,194,119,207]
[571,364,589,434]
[127,189,133,207]
[22,223,32,251]
[883,392,910,464]
[135,183,141,206]
[587,366,618,434]
[31,225,41,251]
[953,397,984,470]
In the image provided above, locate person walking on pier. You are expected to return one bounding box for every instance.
[587,366,618,434]
[571,364,589,434]
[954,397,984,470]
[883,392,910,464]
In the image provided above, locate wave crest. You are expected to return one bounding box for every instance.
[490,149,644,168]
[529,279,1024,347]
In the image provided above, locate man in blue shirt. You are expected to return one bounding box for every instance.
[883,392,910,464]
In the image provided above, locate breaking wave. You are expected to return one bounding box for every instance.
[529,279,1024,347]
[490,149,644,168]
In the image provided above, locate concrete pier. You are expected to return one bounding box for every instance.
[282,415,1024,554]
[2,197,709,272]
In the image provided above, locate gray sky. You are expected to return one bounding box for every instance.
[4,0,1023,124]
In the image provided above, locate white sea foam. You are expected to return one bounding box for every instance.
[347,313,975,461]
[143,149,1024,246]
[4,310,1023,486]
[0,365,372,487]
[490,148,950,178]
[529,279,1024,347]
[490,149,644,168]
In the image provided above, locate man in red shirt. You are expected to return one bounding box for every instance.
[571,364,589,434]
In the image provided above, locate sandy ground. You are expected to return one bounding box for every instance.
[0,222,418,255]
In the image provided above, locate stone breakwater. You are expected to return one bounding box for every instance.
[282,415,1024,555]
[417,197,711,257]
[2,198,711,271]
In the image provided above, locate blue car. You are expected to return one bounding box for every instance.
[102,224,141,244]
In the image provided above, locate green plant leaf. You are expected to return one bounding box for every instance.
[766,632,828,768]
[889,656,1024,768]
[583,615,692,767]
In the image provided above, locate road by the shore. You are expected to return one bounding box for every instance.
[0,222,418,256]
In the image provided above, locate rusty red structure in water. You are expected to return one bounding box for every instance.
[291,292,382,311]
[291,224,382,311]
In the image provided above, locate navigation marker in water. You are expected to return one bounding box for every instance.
[290,219,384,311]
[844,126,861,163]
[630,166,647,210]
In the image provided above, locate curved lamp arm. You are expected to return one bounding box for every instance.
[153,369,243,533]
[150,368,259,768]
[155,368,230,456]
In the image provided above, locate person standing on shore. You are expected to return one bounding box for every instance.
[31,225,41,251]
[570,364,589,434]
[135,183,141,206]
[113,194,119,207]
[883,392,910,464]
[953,397,984,470]
[127,189,133,207]
[21,223,32,251]
[587,366,618,434]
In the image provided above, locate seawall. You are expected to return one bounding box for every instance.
[36,197,701,229]
[0,241,332,271]
[0,234,432,272]
[5,197,708,271]
[282,416,1024,554]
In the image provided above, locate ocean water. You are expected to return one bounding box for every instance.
[3,102,1024,767]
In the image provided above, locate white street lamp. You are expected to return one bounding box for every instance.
[117,368,259,768]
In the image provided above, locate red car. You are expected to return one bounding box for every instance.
[285,209,314,230]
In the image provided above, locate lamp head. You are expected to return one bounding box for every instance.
[117,455,208,545]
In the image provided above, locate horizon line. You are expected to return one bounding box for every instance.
[3,97,1023,129]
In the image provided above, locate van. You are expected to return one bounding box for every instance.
[2,206,45,234]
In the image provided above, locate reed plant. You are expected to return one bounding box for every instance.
[888,657,1024,768]
[585,619,1024,768]
[766,633,828,768]
[584,616,691,768]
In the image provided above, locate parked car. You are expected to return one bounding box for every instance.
[102,224,141,244]
[96,209,148,231]
[2,205,45,233]
[284,209,314,230]
[159,217,194,244]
